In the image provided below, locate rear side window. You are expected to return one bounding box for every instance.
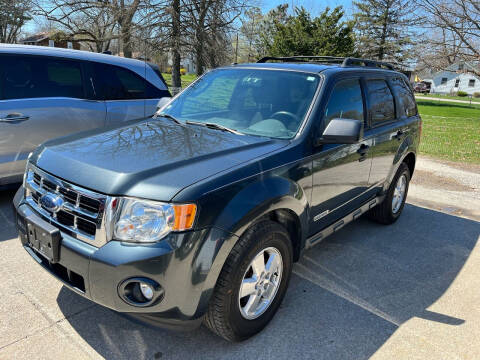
[391,78,417,117]
[324,79,364,124]
[94,63,166,100]
[45,60,83,98]
[1,55,84,100]
[366,79,395,125]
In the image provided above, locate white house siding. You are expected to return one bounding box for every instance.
[430,71,480,95]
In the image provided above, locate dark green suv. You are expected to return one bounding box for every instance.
[14,56,421,341]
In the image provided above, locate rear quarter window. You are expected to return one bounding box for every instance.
[391,78,417,117]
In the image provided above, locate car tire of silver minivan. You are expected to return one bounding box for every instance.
[204,220,293,342]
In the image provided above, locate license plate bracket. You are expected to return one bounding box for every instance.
[26,216,61,263]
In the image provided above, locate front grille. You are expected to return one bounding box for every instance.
[25,165,107,245]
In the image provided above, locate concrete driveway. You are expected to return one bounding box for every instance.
[1,159,479,359]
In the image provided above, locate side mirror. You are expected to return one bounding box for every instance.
[317,118,363,145]
[156,97,171,112]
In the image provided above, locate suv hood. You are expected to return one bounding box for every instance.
[31,120,287,201]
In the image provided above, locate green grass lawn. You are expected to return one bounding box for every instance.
[416,93,480,103]
[162,73,197,89]
[417,100,480,163]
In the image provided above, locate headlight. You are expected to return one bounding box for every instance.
[113,198,197,243]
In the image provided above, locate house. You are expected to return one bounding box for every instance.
[429,62,480,95]
[19,31,81,50]
[166,52,197,74]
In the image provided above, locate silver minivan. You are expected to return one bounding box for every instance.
[0,44,170,185]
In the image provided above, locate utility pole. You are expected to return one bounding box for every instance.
[234,32,239,64]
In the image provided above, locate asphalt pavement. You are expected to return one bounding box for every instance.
[1,160,479,359]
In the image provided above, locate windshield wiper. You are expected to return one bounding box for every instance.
[186,121,243,135]
[155,113,184,126]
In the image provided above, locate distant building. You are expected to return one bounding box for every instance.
[167,52,197,74]
[429,62,480,95]
[19,31,80,50]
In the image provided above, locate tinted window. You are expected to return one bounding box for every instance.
[94,63,166,100]
[455,79,460,87]
[45,60,83,98]
[2,57,37,99]
[391,78,417,117]
[1,56,83,100]
[324,79,364,125]
[441,77,448,85]
[469,79,475,87]
[366,79,395,125]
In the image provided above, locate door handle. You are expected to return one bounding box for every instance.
[394,128,409,140]
[0,113,30,123]
[357,144,369,161]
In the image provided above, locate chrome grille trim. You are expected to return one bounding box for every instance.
[24,164,109,247]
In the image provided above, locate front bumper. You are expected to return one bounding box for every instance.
[13,186,233,330]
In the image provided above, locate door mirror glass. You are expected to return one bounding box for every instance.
[318,118,363,144]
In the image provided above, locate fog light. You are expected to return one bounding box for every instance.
[118,277,164,307]
[140,282,154,300]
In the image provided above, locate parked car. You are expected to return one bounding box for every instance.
[13,56,421,341]
[413,81,430,93]
[0,44,170,185]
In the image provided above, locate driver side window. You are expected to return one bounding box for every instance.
[324,79,364,126]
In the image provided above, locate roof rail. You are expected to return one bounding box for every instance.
[257,56,345,64]
[341,57,394,70]
[257,56,395,70]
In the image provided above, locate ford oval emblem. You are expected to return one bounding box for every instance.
[40,193,64,213]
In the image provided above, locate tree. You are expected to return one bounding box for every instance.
[183,0,247,75]
[353,0,417,63]
[0,0,32,43]
[239,7,264,61]
[170,0,181,88]
[264,6,355,58]
[415,0,480,75]
[413,28,462,74]
[34,0,145,57]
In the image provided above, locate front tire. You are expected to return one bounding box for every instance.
[368,162,411,224]
[204,221,293,341]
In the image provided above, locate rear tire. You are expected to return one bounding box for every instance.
[204,221,293,342]
[368,162,410,224]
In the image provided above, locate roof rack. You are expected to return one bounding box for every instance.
[256,56,395,70]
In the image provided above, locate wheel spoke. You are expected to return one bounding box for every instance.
[251,252,266,277]
[265,252,279,274]
[239,278,257,298]
[243,293,262,316]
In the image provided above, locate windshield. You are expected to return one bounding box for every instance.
[160,68,320,139]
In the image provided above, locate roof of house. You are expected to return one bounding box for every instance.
[20,32,49,43]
